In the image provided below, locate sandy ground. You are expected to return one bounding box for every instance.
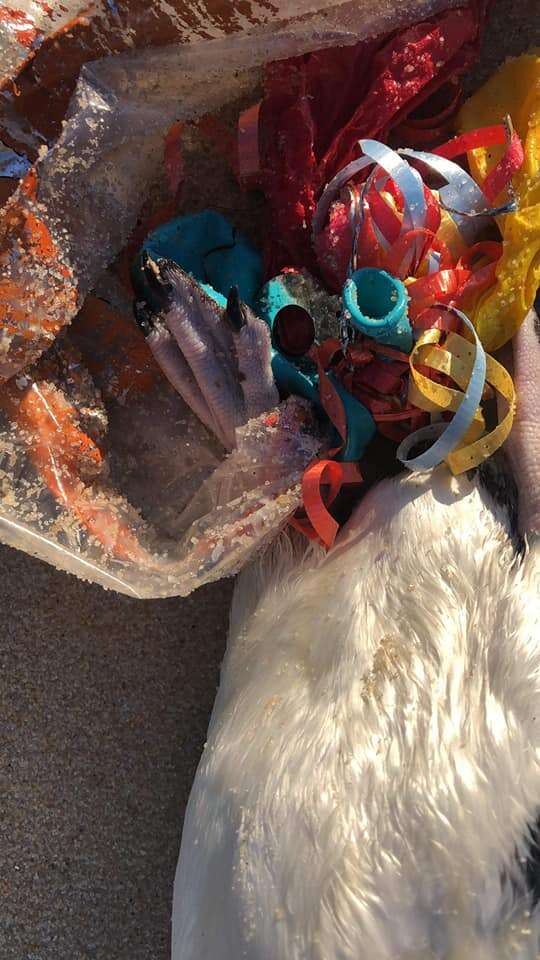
[1,2,539,958]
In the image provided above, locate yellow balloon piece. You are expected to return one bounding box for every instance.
[458,51,540,351]
[408,328,516,475]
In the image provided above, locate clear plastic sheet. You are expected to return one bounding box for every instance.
[0,0,456,597]
[0,0,457,92]
[0,1,87,88]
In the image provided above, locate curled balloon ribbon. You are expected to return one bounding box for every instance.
[397,306,516,474]
[287,115,524,536]
[291,458,362,550]
[432,120,524,206]
[313,127,523,298]
[290,353,364,550]
[312,138,427,241]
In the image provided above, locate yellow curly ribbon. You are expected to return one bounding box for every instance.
[446,352,515,474]
[458,51,540,351]
[408,329,485,428]
[408,328,516,474]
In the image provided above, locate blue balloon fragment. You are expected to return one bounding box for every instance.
[136,210,263,310]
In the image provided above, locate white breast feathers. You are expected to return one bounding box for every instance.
[173,467,540,960]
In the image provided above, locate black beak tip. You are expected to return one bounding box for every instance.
[131,252,181,315]
[225,285,247,331]
[142,254,174,290]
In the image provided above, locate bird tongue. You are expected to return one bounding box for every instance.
[506,308,540,537]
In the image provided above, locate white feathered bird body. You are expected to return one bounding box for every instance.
[173,464,540,960]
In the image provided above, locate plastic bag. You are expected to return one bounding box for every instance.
[0,0,464,598]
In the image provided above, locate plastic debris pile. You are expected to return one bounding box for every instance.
[132,50,539,549]
[0,0,538,595]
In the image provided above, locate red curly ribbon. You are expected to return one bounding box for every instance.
[482,129,524,203]
[407,267,472,318]
[292,459,363,549]
[455,241,502,306]
[433,122,524,203]
[432,124,508,159]
[291,344,366,548]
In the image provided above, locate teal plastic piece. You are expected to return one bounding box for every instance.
[258,274,375,462]
[257,273,319,406]
[269,355,374,461]
[328,374,376,462]
[343,267,412,352]
[256,274,302,338]
[257,274,317,396]
[138,210,263,310]
[270,352,320,407]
